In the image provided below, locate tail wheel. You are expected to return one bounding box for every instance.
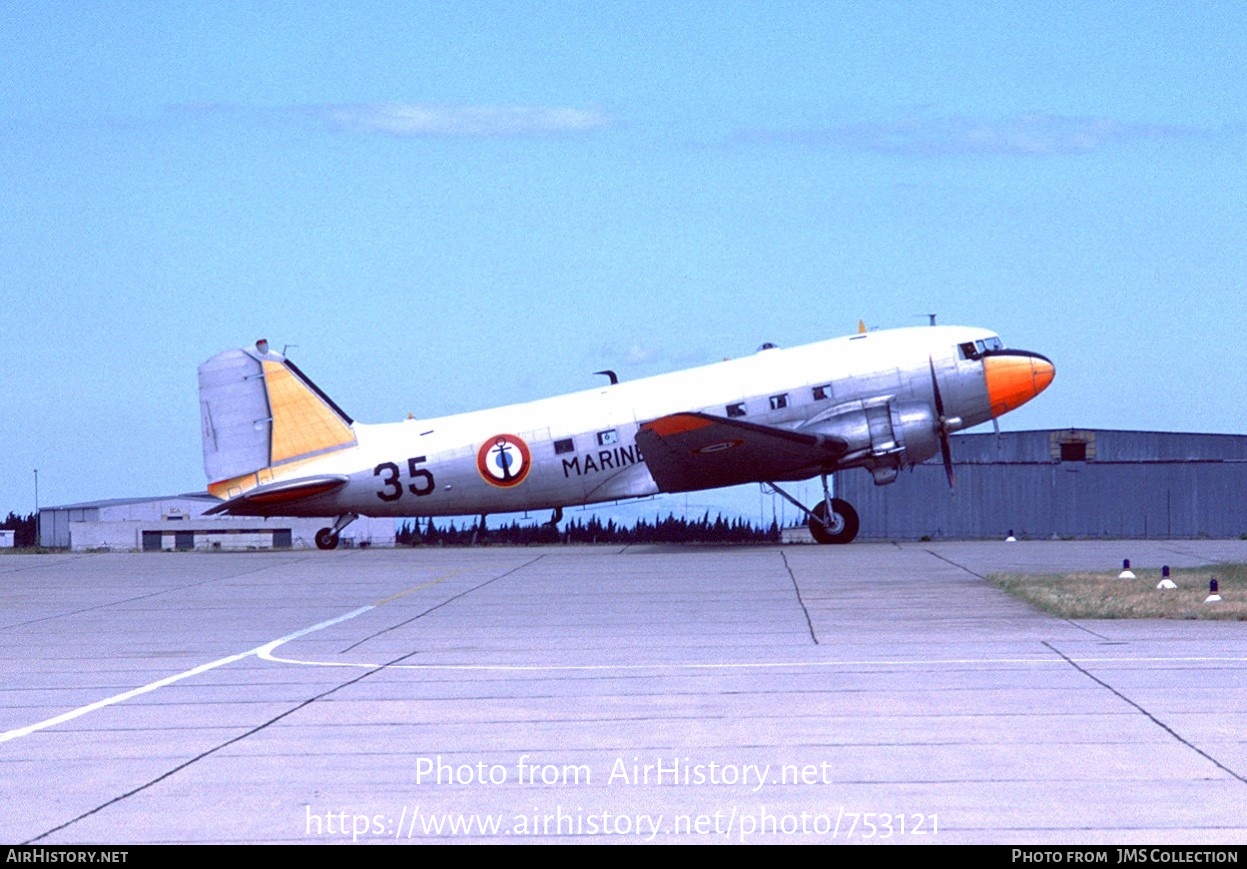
[315,528,340,550]
[809,499,859,545]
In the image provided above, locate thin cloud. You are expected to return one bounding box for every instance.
[600,341,716,371]
[169,102,613,138]
[624,344,660,365]
[319,103,612,138]
[739,113,1203,156]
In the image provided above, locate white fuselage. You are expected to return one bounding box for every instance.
[274,325,1003,518]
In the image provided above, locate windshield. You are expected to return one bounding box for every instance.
[957,336,1004,360]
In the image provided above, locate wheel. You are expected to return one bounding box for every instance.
[315,528,339,550]
[809,498,859,544]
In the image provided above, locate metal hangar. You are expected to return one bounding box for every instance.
[834,429,1247,541]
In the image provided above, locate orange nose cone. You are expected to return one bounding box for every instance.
[984,352,1055,417]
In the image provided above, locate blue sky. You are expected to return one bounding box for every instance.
[2,2,1244,524]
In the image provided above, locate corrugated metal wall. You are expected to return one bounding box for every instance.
[835,429,1247,540]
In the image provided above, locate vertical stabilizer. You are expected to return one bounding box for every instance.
[199,343,356,486]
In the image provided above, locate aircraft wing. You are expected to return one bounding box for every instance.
[636,413,849,493]
[203,475,349,516]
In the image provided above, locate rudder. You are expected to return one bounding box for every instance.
[198,341,357,486]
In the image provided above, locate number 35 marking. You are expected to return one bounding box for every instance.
[374,457,435,502]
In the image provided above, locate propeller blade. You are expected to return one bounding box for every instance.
[941,431,956,491]
[929,356,956,493]
[928,356,945,417]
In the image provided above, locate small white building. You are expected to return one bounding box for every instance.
[39,494,395,551]
[0,530,14,548]
[780,525,814,544]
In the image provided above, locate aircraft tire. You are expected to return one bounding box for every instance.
[809,499,859,544]
[315,528,340,550]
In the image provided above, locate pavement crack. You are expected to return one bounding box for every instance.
[24,555,547,843]
[780,551,818,645]
[24,645,426,845]
[921,548,987,579]
[338,554,546,653]
[1059,619,1112,640]
[1042,640,1247,786]
[922,549,1111,638]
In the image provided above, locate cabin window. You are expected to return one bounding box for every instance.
[812,385,830,401]
[554,438,574,455]
[596,429,618,446]
[769,393,788,410]
[726,403,746,418]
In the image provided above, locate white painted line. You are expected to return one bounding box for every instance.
[252,605,375,658]
[0,605,376,744]
[1,568,468,748]
[0,650,257,744]
[1,571,460,744]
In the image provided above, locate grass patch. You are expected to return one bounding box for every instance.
[987,563,1247,620]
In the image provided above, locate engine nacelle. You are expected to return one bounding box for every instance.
[804,399,940,485]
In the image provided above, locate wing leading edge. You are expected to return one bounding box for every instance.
[636,412,849,493]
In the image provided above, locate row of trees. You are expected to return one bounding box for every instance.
[396,512,782,546]
[1,512,36,547]
[0,509,782,549]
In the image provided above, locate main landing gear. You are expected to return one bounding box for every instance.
[808,498,859,545]
[315,513,359,550]
[767,475,860,545]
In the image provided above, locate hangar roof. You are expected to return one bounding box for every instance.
[43,493,217,511]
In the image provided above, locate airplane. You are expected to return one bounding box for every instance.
[197,325,1054,548]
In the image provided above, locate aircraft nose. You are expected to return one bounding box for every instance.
[983,351,1055,417]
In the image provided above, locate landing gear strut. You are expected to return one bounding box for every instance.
[315,513,359,550]
[767,475,860,545]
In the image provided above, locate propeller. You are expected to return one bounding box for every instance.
[928,356,956,492]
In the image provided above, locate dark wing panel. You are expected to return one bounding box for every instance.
[203,475,349,516]
[636,413,848,492]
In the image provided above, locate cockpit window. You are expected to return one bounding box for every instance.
[959,336,1004,360]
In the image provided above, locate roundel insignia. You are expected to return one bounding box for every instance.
[477,434,532,487]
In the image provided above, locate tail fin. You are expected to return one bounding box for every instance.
[198,341,357,489]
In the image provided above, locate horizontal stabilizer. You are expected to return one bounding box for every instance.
[204,475,349,516]
[636,412,848,492]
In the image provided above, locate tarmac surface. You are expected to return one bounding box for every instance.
[2,540,1246,844]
